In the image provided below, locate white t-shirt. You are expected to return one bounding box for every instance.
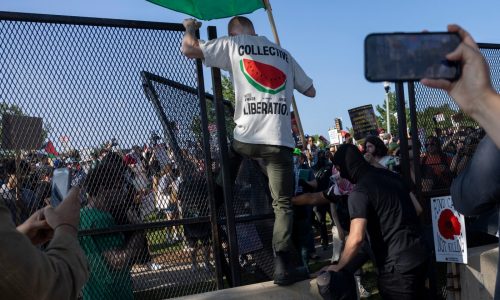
[200,35,313,148]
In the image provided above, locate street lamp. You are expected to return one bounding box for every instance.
[383,81,391,135]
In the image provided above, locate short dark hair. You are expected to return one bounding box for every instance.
[364,135,388,157]
[4,159,30,176]
[85,163,125,197]
[228,16,254,33]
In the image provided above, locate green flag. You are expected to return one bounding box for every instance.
[147,0,265,21]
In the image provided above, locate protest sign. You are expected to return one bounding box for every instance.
[348,105,378,140]
[431,196,468,264]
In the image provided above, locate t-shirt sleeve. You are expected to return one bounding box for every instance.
[290,55,313,94]
[199,36,232,71]
[347,190,370,220]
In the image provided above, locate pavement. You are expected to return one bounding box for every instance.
[130,236,334,296]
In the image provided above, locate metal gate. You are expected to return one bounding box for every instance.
[0,11,275,299]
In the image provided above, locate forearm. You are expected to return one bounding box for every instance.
[292,191,329,206]
[303,85,316,98]
[0,224,88,300]
[335,234,363,270]
[471,92,500,149]
[181,27,203,59]
[409,192,423,216]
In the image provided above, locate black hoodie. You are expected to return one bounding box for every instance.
[331,144,371,184]
[333,144,428,270]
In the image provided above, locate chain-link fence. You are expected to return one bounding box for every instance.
[0,11,280,299]
[142,71,278,286]
[408,44,500,199]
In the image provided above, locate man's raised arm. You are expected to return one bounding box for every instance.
[181,18,204,59]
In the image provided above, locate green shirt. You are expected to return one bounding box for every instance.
[79,207,134,300]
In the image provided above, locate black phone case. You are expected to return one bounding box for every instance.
[364,32,462,82]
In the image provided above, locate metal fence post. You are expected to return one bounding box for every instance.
[207,25,241,286]
[407,81,423,197]
[395,82,411,188]
[194,29,224,289]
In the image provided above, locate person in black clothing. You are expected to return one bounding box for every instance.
[294,144,428,299]
[329,144,428,299]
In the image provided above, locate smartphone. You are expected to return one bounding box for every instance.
[51,167,72,207]
[364,32,461,82]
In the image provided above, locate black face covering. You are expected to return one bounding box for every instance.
[332,144,371,184]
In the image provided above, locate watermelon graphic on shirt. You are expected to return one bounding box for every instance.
[240,58,287,94]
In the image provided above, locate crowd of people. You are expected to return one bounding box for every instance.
[0,136,215,299]
[1,13,499,300]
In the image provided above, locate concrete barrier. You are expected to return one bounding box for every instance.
[459,243,498,300]
[174,279,323,300]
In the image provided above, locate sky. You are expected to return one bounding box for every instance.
[2,0,500,140]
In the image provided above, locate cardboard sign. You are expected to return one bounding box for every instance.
[348,105,378,140]
[328,129,341,145]
[2,114,43,150]
[431,196,468,264]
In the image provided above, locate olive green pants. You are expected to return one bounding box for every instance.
[232,140,294,253]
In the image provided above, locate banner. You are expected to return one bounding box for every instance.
[348,105,378,140]
[431,196,468,264]
[147,0,264,21]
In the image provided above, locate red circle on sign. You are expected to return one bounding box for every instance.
[438,209,461,240]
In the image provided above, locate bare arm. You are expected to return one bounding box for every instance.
[327,218,366,272]
[292,191,329,206]
[302,85,316,98]
[181,18,204,59]
[409,191,423,216]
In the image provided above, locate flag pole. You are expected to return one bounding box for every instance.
[263,0,307,149]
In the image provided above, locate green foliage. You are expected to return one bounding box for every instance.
[312,134,327,149]
[415,104,477,138]
[375,92,478,140]
[375,91,411,136]
[191,75,236,141]
[221,75,235,104]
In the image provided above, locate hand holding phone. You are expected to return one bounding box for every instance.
[365,32,462,82]
[51,167,72,207]
[421,25,496,122]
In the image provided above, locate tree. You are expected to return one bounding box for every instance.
[375,91,411,136]
[191,74,236,141]
[415,104,477,138]
[221,75,235,105]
